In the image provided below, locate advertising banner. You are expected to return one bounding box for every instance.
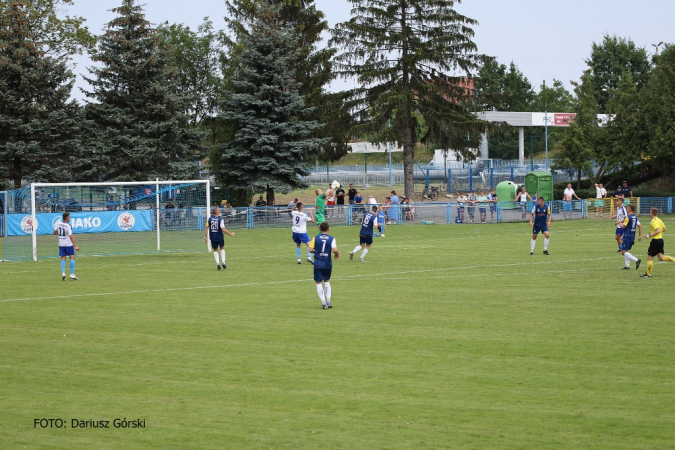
[6,210,154,236]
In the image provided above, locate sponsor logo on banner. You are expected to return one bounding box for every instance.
[21,216,38,234]
[117,212,135,231]
[554,113,576,126]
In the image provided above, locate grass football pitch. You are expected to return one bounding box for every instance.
[1,220,674,449]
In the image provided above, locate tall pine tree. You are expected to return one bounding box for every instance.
[217,3,327,205]
[0,0,81,189]
[80,0,202,182]
[331,0,491,197]
[224,0,350,162]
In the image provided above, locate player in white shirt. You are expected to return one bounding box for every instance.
[291,202,315,264]
[610,197,627,252]
[52,212,80,281]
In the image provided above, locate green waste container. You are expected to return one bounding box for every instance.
[524,171,553,201]
[496,181,518,208]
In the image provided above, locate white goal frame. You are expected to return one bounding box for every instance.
[30,179,210,261]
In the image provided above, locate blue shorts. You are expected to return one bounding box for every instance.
[490,205,497,212]
[211,239,225,249]
[563,202,572,211]
[292,232,310,245]
[59,246,75,257]
[479,207,486,213]
[314,267,332,282]
[620,239,634,251]
[615,228,624,237]
[533,224,549,235]
[360,234,373,246]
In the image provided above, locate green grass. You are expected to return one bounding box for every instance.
[1,220,675,449]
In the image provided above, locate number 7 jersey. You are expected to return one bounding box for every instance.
[310,234,337,269]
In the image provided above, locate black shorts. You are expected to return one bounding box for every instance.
[359,234,373,246]
[648,239,665,257]
[211,239,225,249]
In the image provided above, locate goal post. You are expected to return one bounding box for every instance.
[29,180,210,261]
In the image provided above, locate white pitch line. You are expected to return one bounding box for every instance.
[0,256,617,304]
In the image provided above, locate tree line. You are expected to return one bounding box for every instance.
[1,0,673,202]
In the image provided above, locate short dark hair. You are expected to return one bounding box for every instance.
[296,202,303,208]
[371,205,378,212]
[212,206,219,215]
[319,221,329,232]
[63,212,70,221]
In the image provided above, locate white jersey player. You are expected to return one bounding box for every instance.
[611,197,628,252]
[291,202,315,264]
[52,212,80,281]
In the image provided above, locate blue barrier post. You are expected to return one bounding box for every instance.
[426,169,430,188]
[247,208,253,229]
[490,168,494,190]
[446,203,452,224]
[447,169,451,193]
[669,197,673,214]
[469,164,473,192]
[581,200,587,218]
[510,167,514,182]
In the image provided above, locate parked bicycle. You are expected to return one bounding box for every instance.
[421,183,440,201]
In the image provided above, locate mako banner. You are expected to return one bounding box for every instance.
[6,210,154,236]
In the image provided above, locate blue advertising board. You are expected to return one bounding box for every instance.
[6,210,154,236]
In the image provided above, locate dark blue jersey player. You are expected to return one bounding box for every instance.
[350,205,380,262]
[203,207,235,270]
[620,204,643,270]
[529,197,551,255]
[309,221,340,309]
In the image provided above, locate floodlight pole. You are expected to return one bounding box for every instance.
[387,119,393,189]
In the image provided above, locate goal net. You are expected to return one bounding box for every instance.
[0,180,209,261]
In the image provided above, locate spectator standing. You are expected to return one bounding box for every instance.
[595,183,607,217]
[467,191,477,223]
[487,189,497,222]
[621,181,633,199]
[515,186,532,220]
[336,185,346,216]
[562,183,580,220]
[347,184,357,205]
[456,192,467,223]
[389,190,400,224]
[613,184,624,198]
[477,191,488,224]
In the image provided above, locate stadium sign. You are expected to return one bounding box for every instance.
[7,210,153,236]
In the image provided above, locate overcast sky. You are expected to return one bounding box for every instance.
[67,0,674,101]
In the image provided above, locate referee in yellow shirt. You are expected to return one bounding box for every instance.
[641,207,675,278]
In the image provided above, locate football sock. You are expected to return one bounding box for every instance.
[530,239,536,252]
[220,249,226,264]
[214,252,220,264]
[324,282,331,301]
[663,255,675,263]
[316,284,326,304]
[60,260,66,274]
[296,248,301,259]
[307,247,312,258]
[544,238,550,250]
[352,245,362,254]
[647,261,654,276]
[69,259,75,275]
[625,252,638,262]
[361,249,369,259]
[624,255,630,267]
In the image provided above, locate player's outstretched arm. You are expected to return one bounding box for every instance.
[638,224,643,241]
[222,225,235,237]
[203,218,209,243]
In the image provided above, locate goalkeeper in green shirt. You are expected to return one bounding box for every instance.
[314,188,333,226]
